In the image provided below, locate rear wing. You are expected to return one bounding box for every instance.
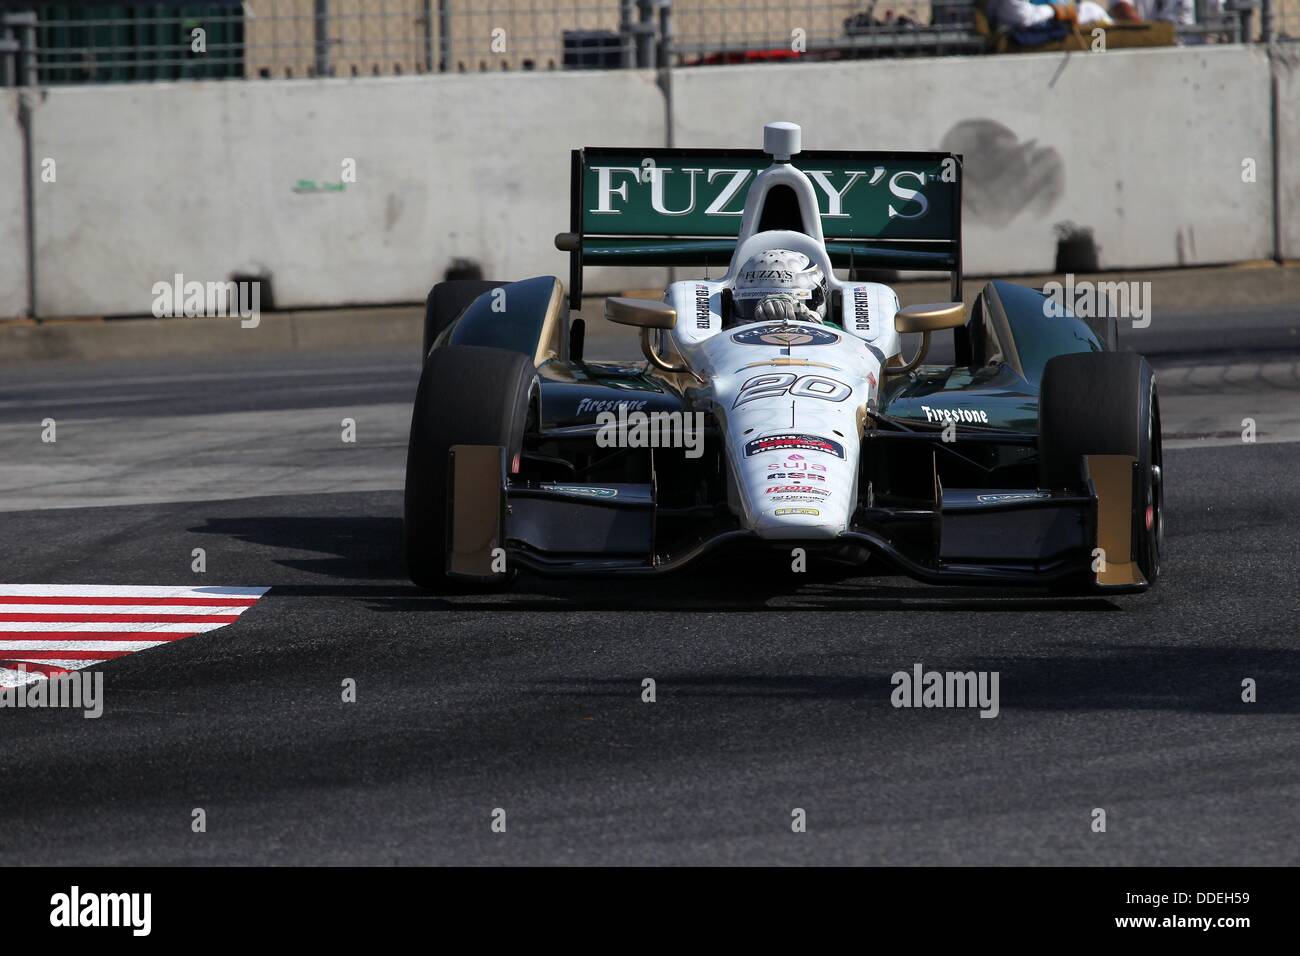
[556,146,963,308]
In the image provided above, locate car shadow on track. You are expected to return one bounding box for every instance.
[363,574,1122,614]
[531,645,1300,712]
[187,513,1121,613]
[189,514,406,580]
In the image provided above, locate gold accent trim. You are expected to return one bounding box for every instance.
[1088,454,1146,588]
[736,359,842,371]
[448,444,503,578]
[606,296,677,330]
[533,279,565,367]
[895,301,966,334]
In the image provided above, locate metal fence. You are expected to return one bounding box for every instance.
[0,0,1292,86]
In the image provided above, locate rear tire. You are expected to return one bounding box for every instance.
[1039,351,1163,587]
[423,279,504,357]
[403,344,536,590]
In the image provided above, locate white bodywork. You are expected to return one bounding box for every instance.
[657,138,906,540]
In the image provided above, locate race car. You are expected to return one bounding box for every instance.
[404,122,1162,593]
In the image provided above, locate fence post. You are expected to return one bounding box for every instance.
[313,0,330,77]
[1260,0,1273,41]
[1,11,37,86]
[619,0,636,68]
[438,0,451,72]
[421,0,434,73]
[0,32,16,88]
[637,0,656,68]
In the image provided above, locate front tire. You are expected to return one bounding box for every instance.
[1039,351,1163,588]
[403,344,536,590]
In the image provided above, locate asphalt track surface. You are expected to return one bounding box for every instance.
[1,299,1298,865]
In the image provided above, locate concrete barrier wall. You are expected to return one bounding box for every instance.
[0,93,27,318]
[10,45,1288,317]
[30,72,665,317]
[675,45,1276,275]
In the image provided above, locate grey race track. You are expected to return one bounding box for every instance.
[0,300,1297,865]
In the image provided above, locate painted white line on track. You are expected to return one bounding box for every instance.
[0,604,253,615]
[0,585,268,598]
[0,622,230,632]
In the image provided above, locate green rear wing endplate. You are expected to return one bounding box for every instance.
[558,146,963,307]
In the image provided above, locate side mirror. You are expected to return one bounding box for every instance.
[894,302,966,334]
[606,297,677,330]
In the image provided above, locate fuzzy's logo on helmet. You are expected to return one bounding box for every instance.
[741,269,795,283]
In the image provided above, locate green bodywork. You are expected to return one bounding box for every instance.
[880,280,1106,434]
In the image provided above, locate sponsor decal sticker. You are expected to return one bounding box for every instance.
[852,289,870,332]
[694,284,711,330]
[731,324,840,347]
[976,492,1051,503]
[541,484,619,499]
[765,485,831,496]
[762,457,827,472]
[775,507,820,516]
[745,433,846,459]
[576,398,648,415]
[766,472,826,481]
[921,404,990,424]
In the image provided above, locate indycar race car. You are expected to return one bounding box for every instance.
[404,122,1163,593]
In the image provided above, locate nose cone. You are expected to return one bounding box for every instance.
[738,435,857,540]
[752,502,843,539]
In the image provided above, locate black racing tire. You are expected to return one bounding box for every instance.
[1039,351,1163,588]
[423,279,505,357]
[403,344,536,590]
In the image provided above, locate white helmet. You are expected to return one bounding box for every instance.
[733,249,828,325]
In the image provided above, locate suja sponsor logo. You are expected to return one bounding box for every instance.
[763,455,827,472]
[576,397,648,415]
[1043,273,1151,329]
[0,668,103,718]
[891,662,999,718]
[921,405,989,424]
[588,166,935,221]
[596,408,705,459]
[151,272,260,328]
[50,886,151,936]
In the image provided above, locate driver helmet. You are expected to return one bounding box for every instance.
[733,249,828,325]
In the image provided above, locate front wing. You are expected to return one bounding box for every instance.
[444,440,1150,592]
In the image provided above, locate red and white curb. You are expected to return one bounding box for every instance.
[0,585,269,687]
